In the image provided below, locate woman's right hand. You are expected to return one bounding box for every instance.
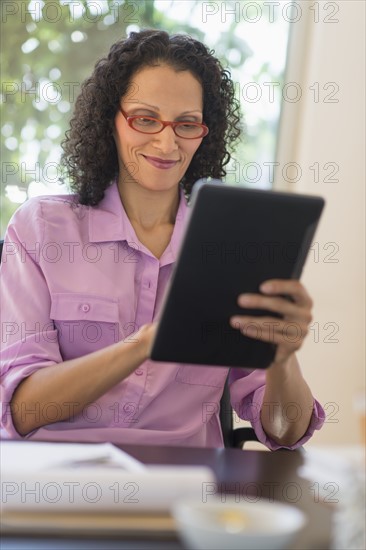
[135,322,158,359]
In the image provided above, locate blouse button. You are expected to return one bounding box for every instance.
[135,369,143,376]
[81,304,90,313]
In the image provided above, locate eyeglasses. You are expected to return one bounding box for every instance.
[120,109,209,139]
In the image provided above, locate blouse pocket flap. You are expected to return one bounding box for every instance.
[50,293,119,322]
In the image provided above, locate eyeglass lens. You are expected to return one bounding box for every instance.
[131,117,205,138]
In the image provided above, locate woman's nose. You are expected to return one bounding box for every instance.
[152,126,179,154]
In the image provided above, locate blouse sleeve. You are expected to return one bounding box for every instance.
[0,199,63,439]
[228,367,326,450]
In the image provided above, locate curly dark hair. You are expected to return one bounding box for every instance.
[61,29,242,205]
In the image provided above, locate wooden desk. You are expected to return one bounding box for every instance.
[1,444,333,549]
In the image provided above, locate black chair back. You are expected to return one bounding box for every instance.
[220,376,259,448]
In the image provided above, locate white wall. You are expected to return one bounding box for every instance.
[274,1,365,445]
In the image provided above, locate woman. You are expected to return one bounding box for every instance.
[0,30,324,448]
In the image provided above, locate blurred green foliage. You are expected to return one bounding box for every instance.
[1,0,287,235]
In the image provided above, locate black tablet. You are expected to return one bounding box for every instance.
[150,182,325,368]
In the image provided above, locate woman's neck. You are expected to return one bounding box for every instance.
[117,179,180,231]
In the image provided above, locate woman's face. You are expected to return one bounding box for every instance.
[114,64,204,193]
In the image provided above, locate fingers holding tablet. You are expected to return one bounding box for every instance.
[230,280,313,364]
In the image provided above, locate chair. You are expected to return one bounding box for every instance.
[219,377,259,448]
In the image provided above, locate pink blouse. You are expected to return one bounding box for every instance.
[0,182,325,448]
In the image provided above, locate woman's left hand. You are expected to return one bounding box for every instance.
[230,279,313,366]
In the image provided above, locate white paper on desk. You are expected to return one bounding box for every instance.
[0,441,215,513]
[1,441,146,472]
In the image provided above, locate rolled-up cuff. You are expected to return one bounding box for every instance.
[249,385,326,450]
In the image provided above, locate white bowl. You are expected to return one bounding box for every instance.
[172,497,307,550]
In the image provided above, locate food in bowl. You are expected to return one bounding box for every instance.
[172,497,307,550]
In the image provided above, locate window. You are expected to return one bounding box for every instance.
[1,0,291,235]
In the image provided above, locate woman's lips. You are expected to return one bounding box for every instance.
[143,155,179,170]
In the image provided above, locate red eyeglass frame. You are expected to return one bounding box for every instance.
[120,108,209,139]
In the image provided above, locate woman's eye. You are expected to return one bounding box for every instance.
[179,123,198,131]
[135,117,158,126]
